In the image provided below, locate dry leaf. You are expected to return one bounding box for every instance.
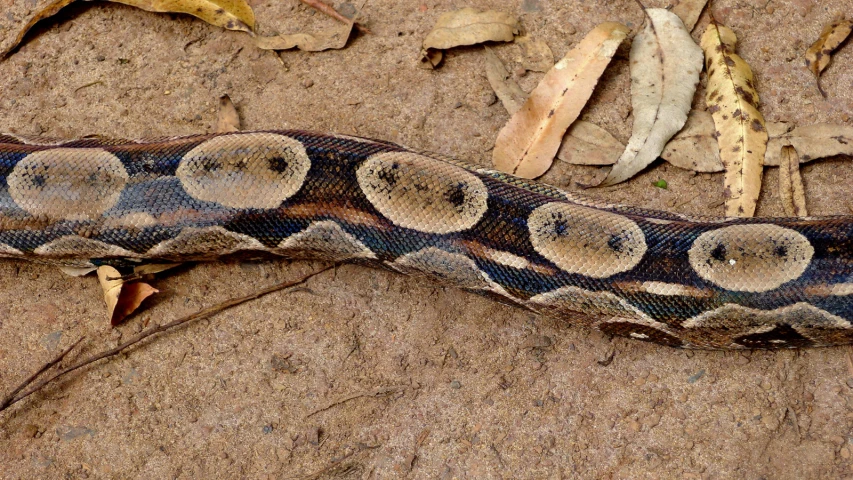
[516,35,554,72]
[660,110,723,172]
[670,0,709,31]
[216,94,241,133]
[3,0,254,58]
[701,22,768,217]
[765,123,853,166]
[484,47,528,115]
[556,121,625,166]
[421,8,519,67]
[804,19,853,97]
[599,9,703,186]
[256,24,353,52]
[779,146,807,216]
[493,22,629,178]
[97,266,158,326]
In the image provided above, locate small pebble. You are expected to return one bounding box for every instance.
[765,6,775,14]
[450,380,461,389]
[301,79,314,88]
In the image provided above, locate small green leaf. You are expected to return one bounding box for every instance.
[652,179,668,189]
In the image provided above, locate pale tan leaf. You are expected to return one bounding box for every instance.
[216,94,241,133]
[599,9,703,186]
[97,266,159,326]
[701,22,768,217]
[779,146,807,217]
[421,8,519,67]
[556,121,625,166]
[516,35,554,72]
[804,19,853,97]
[484,47,528,115]
[112,0,254,31]
[59,266,98,277]
[493,22,629,178]
[661,110,723,172]
[765,123,853,166]
[670,0,708,31]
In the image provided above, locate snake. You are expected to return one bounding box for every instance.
[0,130,851,349]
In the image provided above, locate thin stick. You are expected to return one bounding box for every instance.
[300,0,371,34]
[1,265,334,414]
[0,336,85,411]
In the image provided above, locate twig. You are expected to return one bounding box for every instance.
[300,0,372,34]
[0,337,85,411]
[0,265,334,414]
[306,385,407,417]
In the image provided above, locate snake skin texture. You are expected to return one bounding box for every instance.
[1,130,852,349]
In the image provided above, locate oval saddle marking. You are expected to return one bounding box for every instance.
[176,132,311,209]
[148,226,266,258]
[356,151,488,234]
[528,202,647,278]
[277,220,377,261]
[8,148,129,221]
[687,224,814,293]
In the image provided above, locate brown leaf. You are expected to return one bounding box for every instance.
[660,110,723,172]
[492,22,629,178]
[765,123,853,166]
[670,0,709,32]
[97,266,158,326]
[256,25,353,52]
[421,8,519,67]
[779,146,807,217]
[483,47,528,115]
[2,0,254,58]
[701,21,768,217]
[216,94,241,133]
[556,121,625,166]
[598,9,703,186]
[804,19,853,98]
[515,35,554,73]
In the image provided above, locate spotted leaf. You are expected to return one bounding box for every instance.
[804,19,853,97]
[701,22,768,217]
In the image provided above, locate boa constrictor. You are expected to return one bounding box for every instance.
[0,130,850,349]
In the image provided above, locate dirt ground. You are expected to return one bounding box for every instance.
[1,0,852,478]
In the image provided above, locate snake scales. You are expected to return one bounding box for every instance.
[0,130,851,349]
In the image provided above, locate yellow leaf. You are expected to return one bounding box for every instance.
[599,9,703,186]
[778,146,807,217]
[421,8,519,67]
[701,22,768,217]
[1,0,254,58]
[112,0,254,31]
[493,22,629,178]
[97,266,158,326]
[804,19,853,97]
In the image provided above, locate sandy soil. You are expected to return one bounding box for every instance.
[1,0,853,478]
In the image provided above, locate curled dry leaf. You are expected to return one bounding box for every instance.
[778,146,807,217]
[97,266,159,326]
[670,0,709,32]
[660,110,723,172]
[493,22,629,178]
[216,94,241,133]
[257,0,364,52]
[804,19,853,97]
[599,9,703,186]
[515,35,554,72]
[701,22,768,217]
[765,123,853,166]
[421,8,519,68]
[2,0,254,58]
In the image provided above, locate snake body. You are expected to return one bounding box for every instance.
[1,130,852,349]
